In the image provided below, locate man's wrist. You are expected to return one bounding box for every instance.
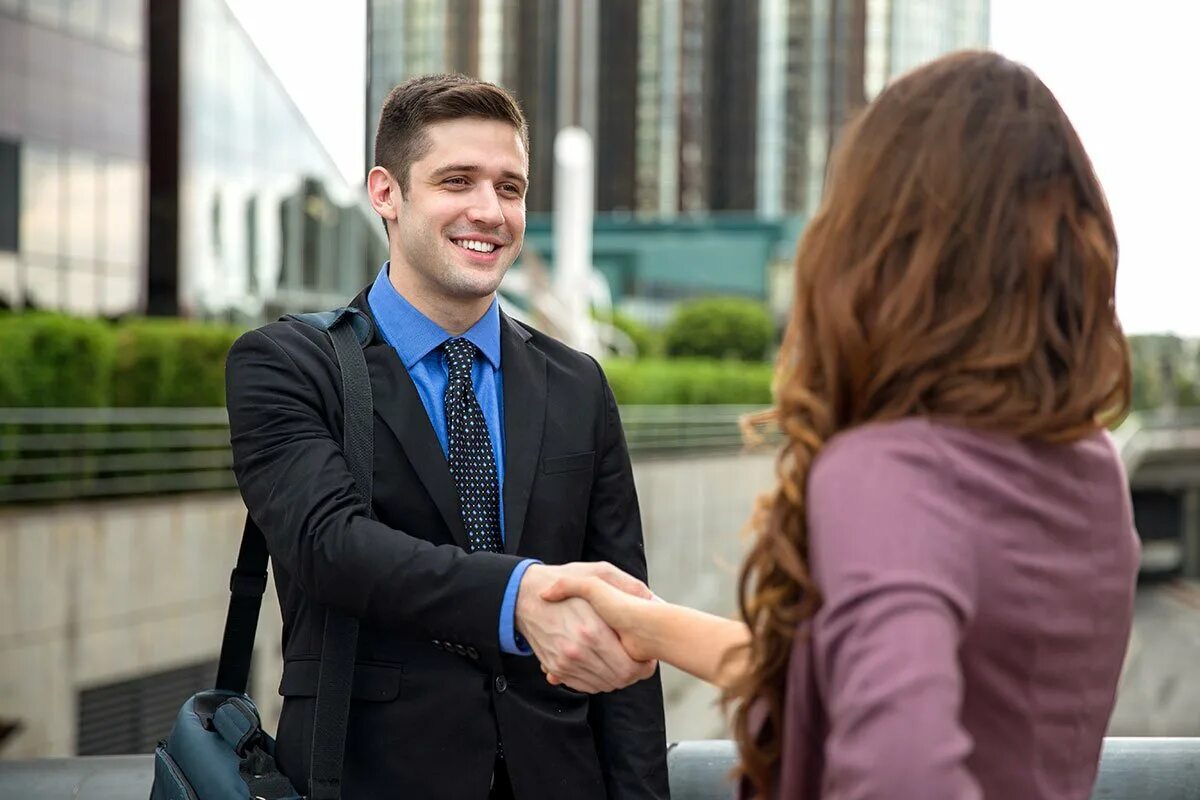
[501,559,541,654]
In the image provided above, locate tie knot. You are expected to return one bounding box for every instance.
[442,337,477,381]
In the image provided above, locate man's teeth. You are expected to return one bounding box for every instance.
[455,239,497,253]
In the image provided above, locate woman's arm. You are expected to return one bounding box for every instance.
[541,576,751,689]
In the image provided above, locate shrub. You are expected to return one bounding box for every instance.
[663,297,775,362]
[0,313,115,407]
[111,319,239,407]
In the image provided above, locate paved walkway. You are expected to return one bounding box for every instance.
[1109,579,1200,736]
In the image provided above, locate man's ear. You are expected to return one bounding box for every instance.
[367,166,401,224]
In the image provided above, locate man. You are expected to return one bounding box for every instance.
[225,74,670,799]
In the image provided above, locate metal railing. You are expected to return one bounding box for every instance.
[7,404,1200,506]
[0,406,774,504]
[1,738,1197,799]
[0,408,236,503]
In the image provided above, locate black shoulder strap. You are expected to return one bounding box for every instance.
[215,307,373,800]
[213,516,269,694]
[308,311,372,800]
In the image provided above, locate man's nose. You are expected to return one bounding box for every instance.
[466,186,505,228]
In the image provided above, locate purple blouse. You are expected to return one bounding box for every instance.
[754,418,1139,799]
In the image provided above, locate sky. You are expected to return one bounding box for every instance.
[226,0,1200,336]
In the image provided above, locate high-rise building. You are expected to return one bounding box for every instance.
[865,0,990,98]
[365,0,988,220]
[367,0,562,212]
[0,0,384,319]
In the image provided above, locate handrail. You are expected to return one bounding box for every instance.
[4,406,1200,504]
[0,406,774,503]
[0,738,1196,799]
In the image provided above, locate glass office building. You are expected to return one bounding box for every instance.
[0,0,384,320]
[0,1,146,316]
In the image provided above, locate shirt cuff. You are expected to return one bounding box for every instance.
[499,558,541,655]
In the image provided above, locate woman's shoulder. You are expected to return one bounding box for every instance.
[813,417,1120,491]
[810,418,947,493]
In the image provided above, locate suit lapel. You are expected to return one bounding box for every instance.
[500,312,546,555]
[352,293,471,550]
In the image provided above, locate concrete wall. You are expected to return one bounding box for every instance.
[0,493,285,759]
[0,452,775,758]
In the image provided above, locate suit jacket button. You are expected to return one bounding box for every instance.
[494,675,508,693]
[454,643,467,656]
[467,646,479,660]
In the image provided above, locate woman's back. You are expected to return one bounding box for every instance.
[788,417,1139,799]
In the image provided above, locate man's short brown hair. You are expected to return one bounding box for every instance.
[373,74,529,196]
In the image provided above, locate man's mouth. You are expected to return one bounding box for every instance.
[451,238,499,254]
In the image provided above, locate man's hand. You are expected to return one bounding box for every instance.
[515,562,657,693]
[539,574,659,662]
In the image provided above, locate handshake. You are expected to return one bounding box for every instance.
[514,562,661,694]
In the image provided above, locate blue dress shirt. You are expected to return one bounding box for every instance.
[367,264,536,655]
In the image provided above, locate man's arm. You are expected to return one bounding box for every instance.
[580,361,671,800]
[226,328,521,657]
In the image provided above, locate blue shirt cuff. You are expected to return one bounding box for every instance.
[499,559,541,655]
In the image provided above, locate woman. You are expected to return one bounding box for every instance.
[543,51,1139,799]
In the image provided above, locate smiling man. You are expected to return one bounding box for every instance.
[224,75,669,799]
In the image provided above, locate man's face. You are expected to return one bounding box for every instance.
[391,118,527,302]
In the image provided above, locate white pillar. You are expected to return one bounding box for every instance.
[553,126,600,355]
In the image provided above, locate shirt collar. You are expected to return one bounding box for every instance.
[367,263,501,370]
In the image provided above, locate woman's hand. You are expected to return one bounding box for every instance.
[539,575,659,669]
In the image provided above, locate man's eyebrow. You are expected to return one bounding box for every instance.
[428,163,527,184]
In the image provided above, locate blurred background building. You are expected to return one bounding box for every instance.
[0,0,385,323]
[0,0,987,323]
[366,0,988,219]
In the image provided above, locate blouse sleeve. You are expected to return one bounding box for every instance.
[806,427,983,800]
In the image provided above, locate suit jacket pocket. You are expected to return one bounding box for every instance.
[542,451,595,474]
[278,658,402,702]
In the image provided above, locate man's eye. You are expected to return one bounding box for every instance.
[444,177,468,186]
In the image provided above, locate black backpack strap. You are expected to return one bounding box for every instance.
[307,310,373,800]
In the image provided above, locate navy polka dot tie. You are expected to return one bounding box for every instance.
[442,338,503,553]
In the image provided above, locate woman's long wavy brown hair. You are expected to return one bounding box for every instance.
[728,50,1131,796]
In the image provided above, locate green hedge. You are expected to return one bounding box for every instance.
[0,313,241,408]
[113,320,241,407]
[5,314,1196,413]
[0,310,775,409]
[663,297,776,362]
[604,358,774,405]
[0,314,116,407]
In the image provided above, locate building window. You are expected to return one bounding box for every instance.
[20,144,61,260]
[26,0,65,28]
[76,658,220,756]
[63,0,102,39]
[103,157,142,271]
[65,150,99,265]
[0,139,18,253]
[0,253,18,309]
[104,0,144,51]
